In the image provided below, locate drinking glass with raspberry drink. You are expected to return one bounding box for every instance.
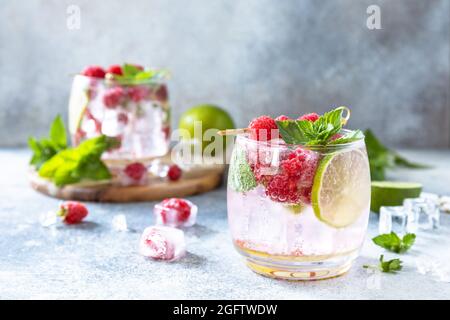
[224,107,371,280]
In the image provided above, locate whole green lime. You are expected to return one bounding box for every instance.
[178,104,235,151]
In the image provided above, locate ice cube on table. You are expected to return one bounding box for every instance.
[149,159,169,178]
[404,197,440,231]
[139,226,185,261]
[379,206,408,235]
[154,199,197,228]
[112,214,128,232]
[39,211,57,227]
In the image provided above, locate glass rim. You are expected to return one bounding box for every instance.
[235,129,365,151]
[73,74,168,85]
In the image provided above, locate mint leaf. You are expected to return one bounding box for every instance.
[363,255,403,273]
[122,63,142,77]
[364,129,429,181]
[28,115,67,169]
[113,64,170,85]
[276,106,357,146]
[372,232,416,253]
[39,135,113,186]
[228,148,257,192]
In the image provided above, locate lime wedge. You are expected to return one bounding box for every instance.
[312,149,371,228]
[370,181,422,213]
[68,90,89,135]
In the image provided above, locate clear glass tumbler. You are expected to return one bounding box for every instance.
[68,74,170,161]
[227,131,371,280]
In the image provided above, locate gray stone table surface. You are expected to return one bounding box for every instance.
[0,149,449,300]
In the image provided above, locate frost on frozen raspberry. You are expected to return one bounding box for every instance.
[298,112,320,122]
[103,87,125,108]
[58,201,89,224]
[81,65,106,78]
[154,198,197,227]
[139,226,186,261]
[248,115,279,141]
[120,162,148,186]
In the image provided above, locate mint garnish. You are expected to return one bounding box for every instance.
[364,255,403,273]
[372,232,416,254]
[28,115,68,169]
[228,148,256,192]
[111,63,169,85]
[276,106,362,146]
[38,135,116,186]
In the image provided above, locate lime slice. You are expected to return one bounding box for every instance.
[371,181,422,213]
[68,90,89,135]
[312,149,371,228]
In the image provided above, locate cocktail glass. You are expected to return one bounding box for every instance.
[227,131,371,280]
[68,74,170,161]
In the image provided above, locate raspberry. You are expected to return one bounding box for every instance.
[128,86,149,103]
[139,227,175,260]
[58,201,88,224]
[81,66,106,78]
[162,126,170,140]
[158,198,192,224]
[153,84,168,102]
[117,113,128,124]
[124,162,147,181]
[265,173,301,203]
[275,115,290,121]
[106,64,123,76]
[167,164,182,181]
[248,115,278,141]
[103,87,125,108]
[298,113,320,122]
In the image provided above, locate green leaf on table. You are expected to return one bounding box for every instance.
[364,129,429,181]
[39,135,114,186]
[372,232,416,253]
[276,106,361,147]
[228,148,257,192]
[363,255,403,273]
[28,115,68,169]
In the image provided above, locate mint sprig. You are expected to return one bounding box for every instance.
[364,255,403,273]
[112,63,169,85]
[38,135,116,186]
[276,107,361,146]
[228,148,256,192]
[28,115,67,169]
[372,232,416,253]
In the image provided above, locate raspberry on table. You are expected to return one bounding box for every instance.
[154,198,197,227]
[298,113,320,122]
[124,162,147,181]
[106,64,123,76]
[58,201,89,224]
[139,226,185,261]
[81,66,106,78]
[167,164,182,181]
[248,115,279,141]
[103,87,125,108]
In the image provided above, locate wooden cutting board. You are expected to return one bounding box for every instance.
[29,164,225,203]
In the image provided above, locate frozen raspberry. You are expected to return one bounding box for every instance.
[298,113,320,122]
[139,226,185,261]
[81,66,106,78]
[103,87,125,108]
[152,84,168,102]
[124,162,147,181]
[275,115,290,121]
[167,164,182,181]
[128,86,149,103]
[154,198,197,227]
[248,115,279,141]
[106,64,123,76]
[58,201,88,224]
[265,173,301,203]
[117,113,128,124]
[162,126,170,140]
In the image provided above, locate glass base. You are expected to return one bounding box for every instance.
[237,246,358,281]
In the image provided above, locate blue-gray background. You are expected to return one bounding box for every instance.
[0,0,448,148]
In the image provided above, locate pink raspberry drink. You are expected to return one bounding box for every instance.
[227,108,371,280]
[68,64,170,161]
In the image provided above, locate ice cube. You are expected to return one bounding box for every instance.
[39,211,57,227]
[154,199,197,228]
[112,214,128,232]
[379,206,408,235]
[149,159,169,178]
[139,226,185,261]
[404,197,440,231]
